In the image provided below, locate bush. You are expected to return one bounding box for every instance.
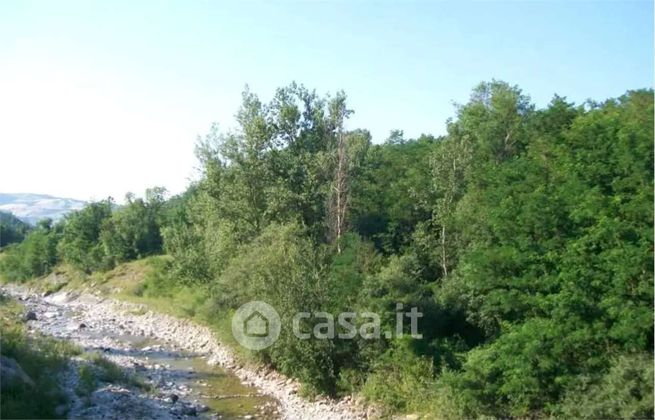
[557,353,654,419]
[206,223,346,393]
[0,221,60,281]
[362,339,438,413]
[58,201,113,273]
[134,257,176,297]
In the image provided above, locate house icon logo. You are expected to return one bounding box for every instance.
[232,301,281,350]
[244,310,269,337]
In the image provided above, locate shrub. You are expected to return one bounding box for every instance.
[362,339,438,413]
[0,222,60,281]
[557,353,654,419]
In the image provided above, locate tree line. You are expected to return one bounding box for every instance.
[0,211,30,248]
[1,81,652,418]
[0,188,169,279]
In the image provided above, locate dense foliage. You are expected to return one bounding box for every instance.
[0,220,60,281]
[0,211,30,248]
[1,81,652,418]
[0,188,171,279]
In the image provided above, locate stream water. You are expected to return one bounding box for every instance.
[7,288,280,419]
[118,335,278,418]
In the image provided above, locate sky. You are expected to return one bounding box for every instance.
[0,0,652,202]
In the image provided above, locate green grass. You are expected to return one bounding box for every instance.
[91,353,150,390]
[68,257,261,365]
[5,258,316,408]
[0,294,82,419]
[75,364,97,397]
[76,352,151,397]
[0,292,150,418]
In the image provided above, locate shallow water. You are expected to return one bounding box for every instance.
[146,352,277,418]
[117,335,279,419]
[22,292,280,419]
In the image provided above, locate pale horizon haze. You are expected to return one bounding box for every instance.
[1,0,652,202]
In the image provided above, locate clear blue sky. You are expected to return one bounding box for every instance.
[1,0,652,200]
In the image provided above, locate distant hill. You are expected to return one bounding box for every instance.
[0,193,86,225]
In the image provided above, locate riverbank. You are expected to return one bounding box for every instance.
[1,281,373,419]
[0,294,79,419]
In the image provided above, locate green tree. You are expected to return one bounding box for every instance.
[436,89,653,416]
[0,211,30,247]
[58,200,113,272]
[0,219,60,281]
[101,189,165,264]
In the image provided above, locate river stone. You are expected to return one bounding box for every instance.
[181,405,197,416]
[46,291,70,304]
[1,284,368,419]
[24,311,37,321]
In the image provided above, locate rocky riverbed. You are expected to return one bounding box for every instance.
[1,285,371,420]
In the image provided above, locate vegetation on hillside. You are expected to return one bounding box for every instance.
[0,211,31,248]
[1,81,652,418]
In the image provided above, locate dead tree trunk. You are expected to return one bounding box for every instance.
[333,122,348,254]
